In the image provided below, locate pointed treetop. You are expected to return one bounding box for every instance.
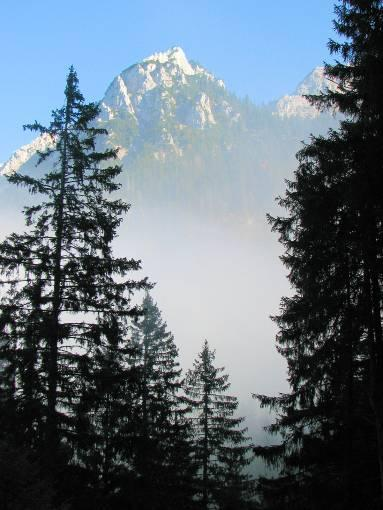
[65,65,84,107]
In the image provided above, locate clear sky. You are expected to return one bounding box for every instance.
[1,0,337,162]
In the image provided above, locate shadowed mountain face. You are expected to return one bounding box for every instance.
[1,47,337,225]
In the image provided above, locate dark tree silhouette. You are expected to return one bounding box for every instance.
[254,1,383,508]
[185,340,254,510]
[127,292,196,510]
[0,440,55,510]
[0,67,148,499]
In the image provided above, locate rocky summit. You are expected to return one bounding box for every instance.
[274,66,339,118]
[0,48,338,221]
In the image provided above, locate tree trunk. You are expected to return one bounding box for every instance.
[46,96,70,466]
[343,269,354,509]
[202,387,209,510]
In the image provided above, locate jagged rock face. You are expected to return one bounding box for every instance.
[101,47,224,124]
[275,94,321,119]
[98,47,235,158]
[275,66,338,118]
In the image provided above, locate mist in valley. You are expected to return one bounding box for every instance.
[0,112,331,456]
[119,207,289,432]
[0,44,340,484]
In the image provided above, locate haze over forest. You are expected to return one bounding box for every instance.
[0,47,338,444]
[1,2,382,509]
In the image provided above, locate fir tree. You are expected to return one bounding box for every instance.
[254,1,383,508]
[0,67,148,496]
[185,340,254,510]
[72,315,137,510]
[127,292,195,510]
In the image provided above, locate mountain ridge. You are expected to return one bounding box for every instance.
[0,47,334,176]
[0,48,339,229]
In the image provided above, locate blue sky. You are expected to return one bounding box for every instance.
[1,0,337,162]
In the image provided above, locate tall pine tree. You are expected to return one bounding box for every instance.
[0,67,148,498]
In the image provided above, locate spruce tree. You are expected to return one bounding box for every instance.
[72,315,137,510]
[254,1,383,508]
[0,67,148,490]
[185,340,254,510]
[316,4,383,498]
[127,292,195,510]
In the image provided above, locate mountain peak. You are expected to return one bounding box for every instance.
[295,66,337,96]
[104,46,221,106]
[143,47,195,76]
[274,66,338,118]
[98,46,229,144]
